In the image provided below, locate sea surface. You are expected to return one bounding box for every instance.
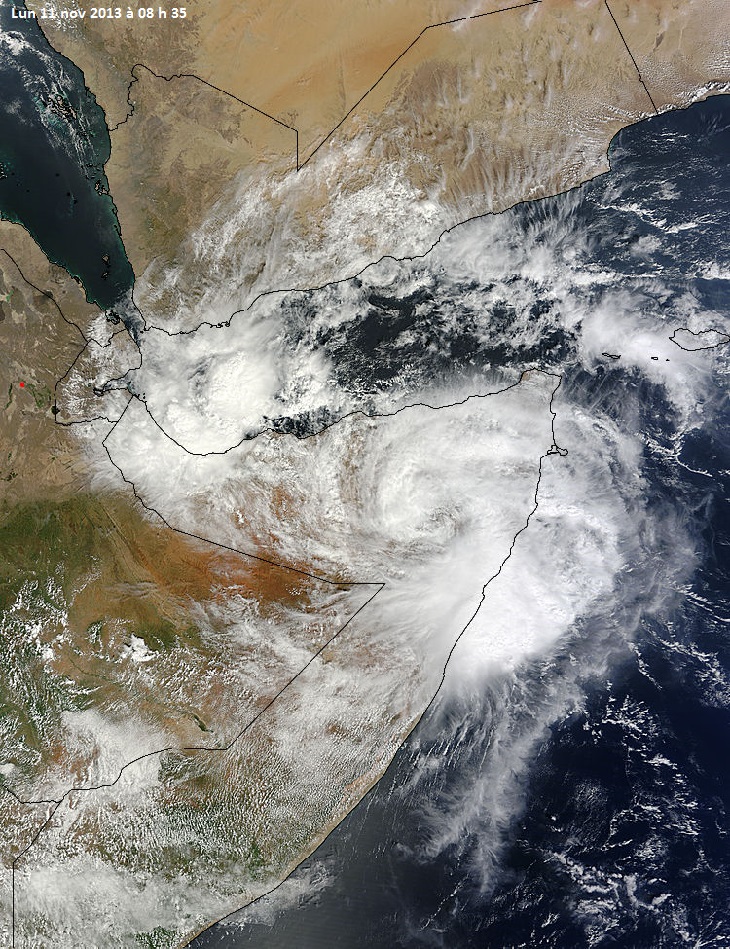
[0,8,728,944]
[0,0,133,308]
[191,98,730,948]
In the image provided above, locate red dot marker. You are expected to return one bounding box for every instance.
[19,382,24,388]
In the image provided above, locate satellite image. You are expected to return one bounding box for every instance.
[0,1,728,946]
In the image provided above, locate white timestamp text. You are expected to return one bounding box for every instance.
[14,6,188,20]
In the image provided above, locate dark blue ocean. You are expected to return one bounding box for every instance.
[0,0,133,308]
[190,99,730,948]
[0,8,728,945]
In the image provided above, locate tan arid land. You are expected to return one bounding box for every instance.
[0,222,375,815]
[27,0,730,315]
[2,0,730,945]
[0,221,390,946]
[0,222,97,503]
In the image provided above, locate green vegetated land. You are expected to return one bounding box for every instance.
[0,494,211,787]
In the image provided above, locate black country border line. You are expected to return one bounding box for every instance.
[0,4,716,940]
[670,328,730,352]
[102,397,378,586]
[0,247,142,428]
[103,373,562,570]
[7,585,383,941]
[5,3,573,910]
[5,0,622,933]
[1,250,374,941]
[299,0,542,167]
[603,0,659,115]
[138,121,666,345]
[100,372,565,940]
[0,83,629,906]
[7,573,384,799]
[106,0,542,172]
[52,323,142,426]
[0,250,87,339]
[8,370,565,947]
[2,19,683,929]
[180,374,567,949]
[3,188,562,921]
[5,367,385,794]
[106,0,670,344]
[110,63,299,162]
[134,365,548,460]
[8,582,383,942]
